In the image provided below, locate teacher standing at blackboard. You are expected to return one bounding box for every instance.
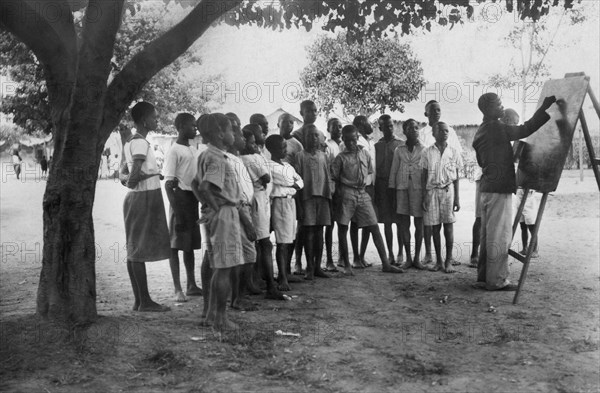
[472,93,557,291]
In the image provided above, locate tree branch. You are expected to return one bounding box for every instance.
[0,0,78,125]
[99,0,242,142]
[72,0,125,136]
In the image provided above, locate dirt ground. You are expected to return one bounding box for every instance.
[1,164,599,393]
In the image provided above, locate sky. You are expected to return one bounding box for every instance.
[189,2,600,128]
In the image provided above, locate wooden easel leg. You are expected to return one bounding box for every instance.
[513,192,549,304]
[512,189,529,239]
[579,109,600,191]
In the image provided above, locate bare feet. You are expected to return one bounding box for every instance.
[314,268,330,278]
[138,301,171,312]
[231,299,258,311]
[444,260,456,273]
[132,302,139,311]
[337,260,345,268]
[186,286,203,296]
[304,272,315,281]
[352,258,365,269]
[324,263,339,272]
[428,264,443,272]
[293,263,304,275]
[450,259,461,266]
[362,259,373,268]
[278,280,291,291]
[286,275,302,283]
[382,265,405,273]
[213,318,238,332]
[396,253,404,266]
[342,266,354,276]
[265,289,286,300]
[468,257,478,268]
[174,291,187,303]
[423,254,433,265]
[413,260,426,270]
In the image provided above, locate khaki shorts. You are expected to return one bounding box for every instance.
[251,190,271,240]
[302,196,331,226]
[271,196,296,244]
[396,182,423,217]
[335,185,378,227]
[201,205,244,269]
[424,187,456,226]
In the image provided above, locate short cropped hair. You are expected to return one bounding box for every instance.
[402,118,418,133]
[503,108,519,124]
[352,115,369,129]
[278,113,293,124]
[425,100,438,112]
[242,123,262,142]
[327,118,340,130]
[342,124,358,137]
[131,101,155,124]
[300,100,316,111]
[174,113,196,130]
[432,121,448,133]
[249,113,266,124]
[225,112,241,127]
[378,114,392,123]
[197,113,230,143]
[478,93,500,115]
[265,134,284,154]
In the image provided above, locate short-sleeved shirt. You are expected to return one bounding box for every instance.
[331,147,373,189]
[268,160,304,198]
[374,136,404,181]
[163,142,198,191]
[325,139,340,162]
[195,144,242,206]
[284,136,304,165]
[125,136,161,192]
[226,152,254,203]
[389,142,424,190]
[340,134,376,185]
[419,124,463,154]
[240,153,271,193]
[472,110,550,194]
[420,144,462,190]
[295,149,331,200]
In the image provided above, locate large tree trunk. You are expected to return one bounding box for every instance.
[37,119,102,324]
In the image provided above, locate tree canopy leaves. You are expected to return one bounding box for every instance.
[300,33,425,117]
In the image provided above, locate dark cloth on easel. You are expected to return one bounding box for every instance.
[472,108,549,194]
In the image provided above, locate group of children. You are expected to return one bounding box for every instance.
[122,93,557,328]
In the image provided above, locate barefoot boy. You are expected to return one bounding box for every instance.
[421,122,462,273]
[164,113,203,302]
[324,118,343,272]
[266,134,304,291]
[419,100,462,265]
[374,114,404,266]
[389,119,426,270]
[294,125,332,280]
[240,124,285,300]
[192,113,250,330]
[332,125,404,276]
[472,93,555,290]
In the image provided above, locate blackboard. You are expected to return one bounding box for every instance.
[516,75,589,192]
